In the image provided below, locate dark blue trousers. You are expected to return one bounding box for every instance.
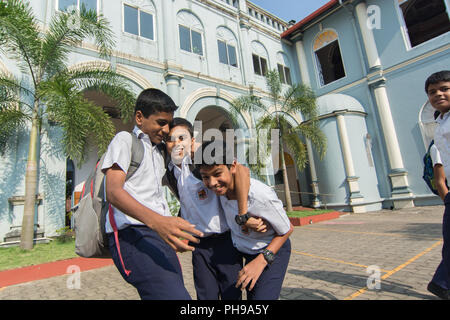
[431,192,450,289]
[189,231,243,300]
[240,239,291,300]
[108,225,191,300]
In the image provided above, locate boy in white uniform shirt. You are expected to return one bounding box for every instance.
[196,140,294,300]
[102,89,203,300]
[426,71,450,300]
[164,118,267,300]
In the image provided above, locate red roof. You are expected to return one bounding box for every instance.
[281,0,339,39]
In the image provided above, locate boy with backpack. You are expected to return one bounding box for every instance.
[425,71,450,300]
[101,88,203,300]
[195,140,294,300]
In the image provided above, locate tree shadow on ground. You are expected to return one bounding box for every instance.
[284,269,436,300]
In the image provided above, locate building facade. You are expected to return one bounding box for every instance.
[0,0,449,244]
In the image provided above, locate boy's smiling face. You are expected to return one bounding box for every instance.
[166,125,194,164]
[427,81,450,115]
[199,163,236,197]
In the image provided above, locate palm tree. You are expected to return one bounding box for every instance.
[230,69,327,212]
[0,0,136,250]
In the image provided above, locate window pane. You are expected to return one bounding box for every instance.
[124,5,139,36]
[277,64,285,83]
[191,30,203,55]
[260,57,267,76]
[140,11,154,40]
[315,40,345,85]
[285,67,292,85]
[228,44,238,67]
[80,0,97,13]
[179,25,191,52]
[59,0,77,12]
[252,54,261,75]
[218,40,228,64]
[401,0,450,47]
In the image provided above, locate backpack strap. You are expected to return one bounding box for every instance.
[126,132,145,181]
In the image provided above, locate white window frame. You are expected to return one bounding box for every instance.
[122,2,156,42]
[252,53,268,77]
[56,0,98,13]
[217,39,238,68]
[179,24,204,56]
[395,0,450,51]
[312,30,347,88]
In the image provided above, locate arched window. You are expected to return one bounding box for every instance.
[398,0,450,48]
[251,41,269,77]
[217,27,238,67]
[313,30,345,86]
[277,52,292,85]
[177,11,204,56]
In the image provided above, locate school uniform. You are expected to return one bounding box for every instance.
[102,126,191,300]
[431,112,450,293]
[220,178,292,300]
[167,156,242,300]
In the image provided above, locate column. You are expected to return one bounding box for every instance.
[370,79,414,208]
[354,1,381,70]
[294,39,311,86]
[238,19,255,87]
[336,113,366,213]
[164,73,183,107]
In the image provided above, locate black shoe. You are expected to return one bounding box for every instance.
[427,281,450,300]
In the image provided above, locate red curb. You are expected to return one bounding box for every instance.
[0,257,114,288]
[289,211,342,226]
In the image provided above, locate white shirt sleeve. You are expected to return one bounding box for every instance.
[430,144,443,167]
[101,132,133,174]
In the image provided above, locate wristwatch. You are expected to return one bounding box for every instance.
[261,249,275,265]
[235,213,250,226]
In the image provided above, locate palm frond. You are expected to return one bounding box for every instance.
[229,94,266,127]
[292,122,327,160]
[265,69,281,104]
[0,0,42,82]
[0,107,28,154]
[284,84,318,119]
[283,131,308,170]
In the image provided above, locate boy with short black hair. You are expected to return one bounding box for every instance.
[102,89,203,300]
[195,140,294,300]
[425,70,450,300]
[164,118,266,300]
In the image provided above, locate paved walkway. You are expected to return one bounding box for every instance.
[0,205,446,300]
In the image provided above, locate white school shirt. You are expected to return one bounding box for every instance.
[219,178,291,255]
[169,156,229,236]
[430,144,443,167]
[435,112,450,178]
[102,126,171,233]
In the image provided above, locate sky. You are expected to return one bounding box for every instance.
[249,0,331,23]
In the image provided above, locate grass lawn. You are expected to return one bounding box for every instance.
[286,209,334,218]
[0,239,77,272]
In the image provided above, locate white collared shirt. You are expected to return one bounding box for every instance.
[435,112,450,178]
[171,156,229,236]
[102,126,170,233]
[220,178,291,255]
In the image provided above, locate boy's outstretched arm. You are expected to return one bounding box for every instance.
[236,223,294,291]
[234,163,268,232]
[105,164,203,252]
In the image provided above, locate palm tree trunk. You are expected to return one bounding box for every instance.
[20,101,40,250]
[279,141,293,212]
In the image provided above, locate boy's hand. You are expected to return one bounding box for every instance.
[236,254,267,291]
[151,215,204,252]
[244,217,268,233]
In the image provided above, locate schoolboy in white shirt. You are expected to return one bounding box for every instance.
[425,71,450,300]
[196,140,294,300]
[102,89,203,300]
[164,118,267,300]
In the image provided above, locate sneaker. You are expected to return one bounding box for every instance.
[427,281,450,300]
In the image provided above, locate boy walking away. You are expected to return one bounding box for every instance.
[195,140,294,300]
[426,70,450,300]
[102,89,203,300]
[164,118,267,300]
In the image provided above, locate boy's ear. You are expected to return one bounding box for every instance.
[135,110,144,126]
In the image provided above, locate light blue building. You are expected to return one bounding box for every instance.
[0,0,449,245]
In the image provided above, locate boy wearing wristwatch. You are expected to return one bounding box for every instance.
[196,140,294,300]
